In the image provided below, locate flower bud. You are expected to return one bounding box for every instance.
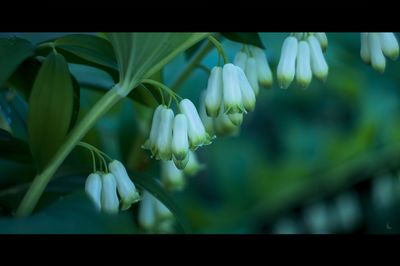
[183,150,204,176]
[379,32,399,61]
[109,160,140,210]
[277,36,298,89]
[360,33,371,64]
[85,172,102,211]
[214,106,240,136]
[314,33,328,52]
[222,63,245,114]
[155,107,174,160]
[233,51,248,70]
[161,160,185,191]
[143,105,164,154]
[173,152,189,170]
[368,32,386,73]
[228,113,243,126]
[199,91,216,137]
[179,99,211,148]
[249,46,273,88]
[308,35,328,81]
[236,66,256,112]
[296,40,312,88]
[205,66,223,117]
[101,173,119,214]
[172,114,189,161]
[138,190,156,231]
[245,57,260,96]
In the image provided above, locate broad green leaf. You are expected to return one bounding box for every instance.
[7,58,41,99]
[0,191,137,233]
[0,37,35,87]
[0,129,32,163]
[28,52,74,170]
[221,32,265,49]
[54,34,118,71]
[107,32,209,88]
[132,171,192,233]
[70,75,80,132]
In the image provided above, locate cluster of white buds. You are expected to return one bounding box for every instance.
[142,99,212,170]
[277,32,329,89]
[85,160,140,214]
[360,32,399,73]
[161,150,204,191]
[138,190,175,233]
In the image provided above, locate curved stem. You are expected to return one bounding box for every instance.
[16,86,124,217]
[208,35,229,64]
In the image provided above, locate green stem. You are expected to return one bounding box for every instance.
[15,85,124,217]
[208,36,229,64]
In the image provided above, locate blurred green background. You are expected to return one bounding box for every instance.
[1,32,400,234]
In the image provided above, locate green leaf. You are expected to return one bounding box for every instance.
[184,39,206,60]
[6,58,41,99]
[221,32,265,49]
[0,37,35,87]
[0,129,32,163]
[54,34,118,71]
[0,190,137,233]
[70,75,80,132]
[28,52,74,170]
[132,172,192,233]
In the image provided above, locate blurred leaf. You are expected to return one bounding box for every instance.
[184,39,206,59]
[28,52,74,170]
[7,58,41,99]
[0,190,137,233]
[221,32,265,49]
[70,75,80,132]
[0,129,32,163]
[0,37,35,87]
[132,172,192,233]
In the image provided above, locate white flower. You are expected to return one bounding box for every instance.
[379,32,399,60]
[360,33,371,64]
[142,105,164,154]
[138,190,156,231]
[199,91,216,137]
[172,114,189,167]
[179,98,211,148]
[308,35,329,81]
[161,160,185,191]
[296,40,312,88]
[245,57,260,96]
[183,150,204,176]
[277,36,298,89]
[85,172,102,211]
[314,33,328,52]
[222,63,244,114]
[368,32,386,73]
[155,107,174,160]
[108,160,140,210]
[249,45,273,88]
[236,65,256,112]
[101,173,119,214]
[233,51,248,70]
[205,66,223,117]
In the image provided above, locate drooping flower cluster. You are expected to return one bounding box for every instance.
[277,33,329,89]
[85,160,140,214]
[360,32,399,73]
[143,99,211,170]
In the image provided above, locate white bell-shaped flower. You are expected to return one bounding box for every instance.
[205,66,223,117]
[179,98,211,148]
[245,57,260,96]
[360,33,371,64]
[199,91,215,137]
[172,114,190,169]
[155,107,174,160]
[249,45,273,88]
[379,32,399,61]
[368,32,386,73]
[138,190,156,231]
[308,35,329,81]
[85,172,102,211]
[142,105,164,155]
[161,160,185,191]
[233,51,248,70]
[296,40,312,88]
[183,150,204,176]
[277,36,298,89]
[222,63,244,114]
[101,173,119,214]
[314,33,328,52]
[236,66,256,112]
[109,160,140,210]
